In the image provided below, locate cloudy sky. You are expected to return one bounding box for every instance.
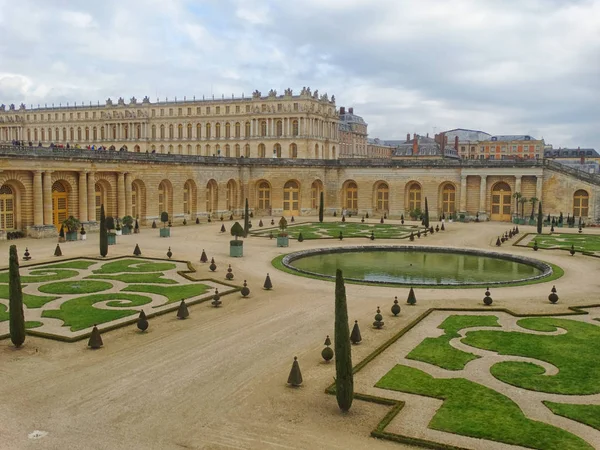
[0,0,599,149]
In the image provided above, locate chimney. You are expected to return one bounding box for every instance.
[407,133,410,142]
[340,106,345,115]
[426,132,429,138]
[348,107,354,114]
[579,147,584,165]
[412,134,418,156]
[454,136,459,151]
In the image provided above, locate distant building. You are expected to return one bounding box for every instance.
[478,135,545,160]
[435,128,492,159]
[392,133,459,159]
[338,107,368,158]
[544,147,600,174]
[366,138,394,159]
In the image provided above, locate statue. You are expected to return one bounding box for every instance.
[0,104,4,111]
[320,93,328,101]
[130,96,137,104]
[117,97,125,105]
[284,88,293,96]
[252,90,261,98]
[106,98,113,106]
[331,95,335,103]
[306,87,311,96]
[9,104,15,111]
[19,103,26,110]
[313,90,319,99]
[142,96,150,103]
[268,89,277,97]
[300,87,306,95]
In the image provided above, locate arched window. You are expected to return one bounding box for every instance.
[206,180,218,213]
[0,185,15,230]
[245,121,251,138]
[178,124,183,139]
[227,180,237,211]
[151,125,156,139]
[235,122,241,138]
[245,144,250,158]
[95,183,106,221]
[168,144,173,153]
[205,144,211,156]
[311,181,323,209]
[100,126,105,140]
[160,125,165,139]
[260,120,267,137]
[123,125,128,140]
[235,144,240,158]
[186,144,191,155]
[573,190,589,217]
[196,144,201,155]
[196,124,201,139]
[85,127,89,141]
[441,184,456,214]
[258,143,266,158]
[225,144,231,157]
[276,120,283,137]
[41,128,46,141]
[215,123,221,139]
[206,123,211,139]
[158,181,170,216]
[160,144,165,153]
[292,120,299,136]
[376,183,389,212]
[183,181,191,215]
[62,127,67,141]
[70,128,75,141]
[315,143,319,159]
[345,182,358,210]
[136,124,141,139]
[131,183,139,218]
[169,124,174,139]
[408,183,422,212]
[225,122,231,139]
[290,143,298,159]
[274,143,282,158]
[52,181,68,229]
[283,180,299,214]
[258,181,271,210]
[177,144,182,154]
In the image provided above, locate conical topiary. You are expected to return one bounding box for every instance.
[350,320,362,344]
[342,215,346,222]
[361,216,365,223]
[391,297,401,316]
[220,215,224,221]
[59,224,65,240]
[259,219,263,227]
[551,285,557,293]
[226,264,234,280]
[339,231,343,240]
[220,224,226,232]
[152,220,157,229]
[496,237,502,246]
[137,310,149,331]
[417,230,421,238]
[263,273,273,290]
[196,217,200,224]
[212,288,222,307]
[483,288,493,306]
[291,216,295,223]
[380,217,384,224]
[8,245,25,348]
[88,325,103,349]
[287,356,303,387]
[407,287,416,305]
[570,245,575,256]
[200,249,208,263]
[373,306,384,329]
[441,222,445,231]
[370,231,375,241]
[297,232,304,242]
[401,214,405,225]
[177,300,189,319]
[549,287,559,304]
[208,216,212,223]
[409,232,415,241]
[334,269,353,411]
[229,214,234,221]
[321,335,334,362]
[166,247,172,259]
[209,257,217,272]
[133,244,142,256]
[270,218,275,225]
[435,225,440,232]
[269,231,273,239]
[54,244,62,257]
[241,280,250,297]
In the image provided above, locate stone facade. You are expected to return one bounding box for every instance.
[338,107,368,158]
[0,146,597,238]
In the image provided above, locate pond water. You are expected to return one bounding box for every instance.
[287,248,546,286]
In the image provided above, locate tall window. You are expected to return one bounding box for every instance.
[225,144,231,157]
[345,182,358,210]
[160,125,165,139]
[151,125,156,139]
[235,144,240,157]
[206,180,218,213]
[235,122,241,138]
[131,184,138,218]
[227,180,236,211]
[245,144,250,158]
[158,181,169,216]
[408,183,422,211]
[274,143,282,158]
[196,124,201,139]
[183,181,190,215]
[178,124,183,139]
[260,120,267,137]
[276,120,283,137]
[206,123,211,139]
[442,184,456,214]
[292,120,299,136]
[258,181,270,210]
[225,122,231,138]
[0,185,15,230]
[573,190,589,217]
[169,124,174,139]
[376,183,389,212]
[215,123,221,138]
[258,143,266,158]
[311,181,323,209]
[245,122,251,138]
[95,184,105,221]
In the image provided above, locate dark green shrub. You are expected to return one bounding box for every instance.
[335,270,353,411]
[8,245,25,347]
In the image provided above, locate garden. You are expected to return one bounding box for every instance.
[251,221,421,240]
[522,233,600,254]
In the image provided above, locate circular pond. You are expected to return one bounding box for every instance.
[281,246,553,287]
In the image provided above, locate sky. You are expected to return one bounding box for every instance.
[0,0,599,149]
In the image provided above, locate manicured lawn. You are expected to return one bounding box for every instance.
[0,284,58,309]
[252,222,419,240]
[544,402,600,431]
[376,364,592,450]
[39,260,97,270]
[0,304,44,329]
[42,293,153,331]
[86,272,177,285]
[38,280,113,295]
[122,284,210,306]
[527,233,600,252]
[407,315,501,370]
[92,259,176,274]
[0,269,79,284]
[462,317,600,394]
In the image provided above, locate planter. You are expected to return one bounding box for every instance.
[66,231,78,242]
[107,233,117,245]
[459,214,465,223]
[230,240,244,257]
[528,219,536,226]
[518,219,526,225]
[122,226,132,235]
[160,228,171,238]
[558,223,563,228]
[115,229,122,236]
[277,236,289,247]
[80,234,87,241]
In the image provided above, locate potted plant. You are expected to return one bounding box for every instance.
[277,216,289,247]
[160,212,170,237]
[229,221,244,257]
[115,218,122,236]
[80,224,87,241]
[528,197,538,226]
[122,215,134,235]
[62,216,81,242]
[518,197,528,224]
[106,216,117,245]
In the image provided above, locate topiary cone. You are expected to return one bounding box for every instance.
[259,219,263,227]
[212,289,222,307]
[339,231,343,240]
[551,285,557,293]
[152,220,157,229]
[407,287,417,305]
[341,215,345,222]
[196,217,200,224]
[287,356,303,387]
[380,217,384,224]
[370,231,375,241]
[373,306,384,329]
[23,248,31,261]
[200,249,208,263]
[177,300,189,319]
[133,244,142,256]
[441,222,445,231]
[391,297,401,316]
[137,310,149,331]
[220,224,226,232]
[88,325,103,349]
[297,232,304,242]
[350,320,362,344]
[241,280,250,297]
[533,240,538,251]
[8,245,25,348]
[54,244,62,257]
[263,273,273,290]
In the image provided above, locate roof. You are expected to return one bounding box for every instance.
[441,128,492,142]
[544,148,599,158]
[392,134,459,158]
[490,135,538,141]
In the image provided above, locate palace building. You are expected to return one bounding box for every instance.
[0,88,597,238]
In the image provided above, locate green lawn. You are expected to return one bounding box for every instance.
[0,268,79,283]
[376,364,592,450]
[92,259,176,274]
[252,222,419,240]
[462,317,600,394]
[38,280,113,295]
[527,233,600,252]
[407,315,501,370]
[0,284,58,309]
[86,272,177,285]
[42,293,153,331]
[544,402,600,431]
[121,284,210,306]
[39,260,97,270]
[0,305,51,329]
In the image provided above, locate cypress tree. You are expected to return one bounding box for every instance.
[100,204,108,257]
[334,269,353,412]
[8,245,25,347]
[319,191,324,223]
[424,197,430,228]
[243,198,250,237]
[537,202,543,234]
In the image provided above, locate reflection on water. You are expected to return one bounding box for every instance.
[290,250,542,284]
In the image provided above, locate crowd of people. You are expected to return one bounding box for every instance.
[8,140,129,152]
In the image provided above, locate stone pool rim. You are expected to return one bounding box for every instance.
[280,245,554,287]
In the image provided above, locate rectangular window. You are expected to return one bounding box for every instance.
[152,110,156,117]
[187,107,191,115]
[512,145,517,151]
[294,103,298,111]
[196,107,201,114]
[169,108,173,116]
[216,106,220,114]
[160,109,164,116]
[70,113,73,119]
[77,113,80,119]
[236,105,240,113]
[226,106,230,113]
[178,108,182,116]
[246,105,250,112]
[33,114,36,120]
[206,107,210,114]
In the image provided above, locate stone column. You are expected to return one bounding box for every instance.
[33,170,43,226]
[43,171,53,226]
[515,175,522,194]
[459,175,467,213]
[87,172,96,221]
[536,175,543,204]
[117,172,126,218]
[479,175,487,213]
[125,173,132,217]
[79,171,88,222]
